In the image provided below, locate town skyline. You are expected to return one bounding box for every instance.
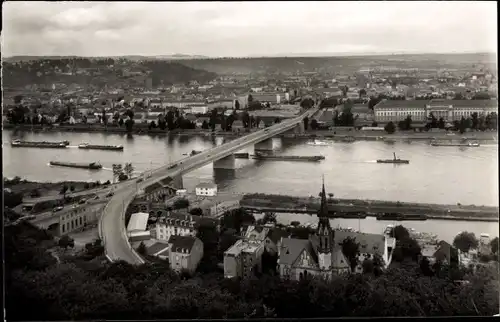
[2,1,497,57]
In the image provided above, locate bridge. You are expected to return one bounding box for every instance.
[99,107,319,264]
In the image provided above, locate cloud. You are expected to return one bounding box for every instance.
[2,1,497,57]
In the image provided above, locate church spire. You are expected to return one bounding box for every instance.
[319,175,328,218]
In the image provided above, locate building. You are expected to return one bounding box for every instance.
[427,99,498,122]
[195,182,218,197]
[138,178,178,202]
[478,233,492,256]
[168,235,204,274]
[224,238,266,279]
[250,92,282,105]
[154,212,197,242]
[373,99,428,124]
[242,224,290,256]
[58,203,102,236]
[232,120,245,133]
[276,179,395,281]
[127,212,151,241]
[146,242,170,260]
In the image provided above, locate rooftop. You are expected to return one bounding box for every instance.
[168,235,198,254]
[375,99,430,109]
[196,182,217,189]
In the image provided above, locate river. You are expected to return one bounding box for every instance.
[3,130,498,240]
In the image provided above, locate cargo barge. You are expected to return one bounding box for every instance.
[430,141,480,147]
[377,152,409,164]
[49,161,102,170]
[376,212,427,221]
[78,143,124,151]
[11,140,69,149]
[234,152,250,159]
[253,152,325,162]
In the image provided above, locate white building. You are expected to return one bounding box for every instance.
[195,182,218,197]
[127,212,151,242]
[154,212,197,242]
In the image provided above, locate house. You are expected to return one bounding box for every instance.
[421,240,459,265]
[155,212,197,242]
[168,235,204,274]
[146,242,170,260]
[195,182,218,197]
[224,238,266,279]
[133,112,147,124]
[232,120,245,133]
[86,114,98,124]
[126,212,151,241]
[242,225,290,256]
[138,177,178,202]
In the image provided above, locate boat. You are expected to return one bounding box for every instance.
[384,138,396,144]
[430,140,480,147]
[234,152,250,159]
[11,140,68,149]
[49,161,102,170]
[307,139,330,146]
[376,152,410,164]
[252,152,325,162]
[376,212,404,221]
[341,136,356,143]
[78,143,124,151]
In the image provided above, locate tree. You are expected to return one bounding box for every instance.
[368,97,381,110]
[4,190,23,208]
[58,235,75,249]
[303,116,309,131]
[70,185,75,192]
[112,164,123,183]
[173,198,189,210]
[340,237,360,272]
[124,163,134,178]
[60,185,69,199]
[201,120,209,129]
[125,118,135,133]
[189,207,204,217]
[390,225,410,241]
[453,231,479,253]
[261,212,277,224]
[438,117,445,129]
[371,121,378,127]
[490,237,499,254]
[310,119,319,130]
[137,242,147,255]
[235,100,240,109]
[384,121,396,134]
[248,94,253,103]
[404,115,412,131]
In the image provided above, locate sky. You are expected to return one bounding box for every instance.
[2,1,497,57]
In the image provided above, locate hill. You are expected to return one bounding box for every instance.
[2,58,217,88]
[179,52,497,75]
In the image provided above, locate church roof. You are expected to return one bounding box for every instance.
[333,231,385,256]
[279,238,310,266]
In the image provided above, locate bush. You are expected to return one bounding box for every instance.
[83,183,90,189]
[4,191,23,208]
[173,198,190,210]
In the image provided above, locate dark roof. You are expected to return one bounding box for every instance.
[376,99,429,109]
[143,182,164,194]
[267,228,290,244]
[430,99,498,108]
[334,231,385,256]
[147,242,170,256]
[278,238,309,266]
[168,235,198,253]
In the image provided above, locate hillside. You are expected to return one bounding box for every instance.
[179,53,497,75]
[2,58,217,88]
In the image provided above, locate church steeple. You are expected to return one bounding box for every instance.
[317,176,333,254]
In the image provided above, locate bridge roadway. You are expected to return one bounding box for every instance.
[100,107,319,264]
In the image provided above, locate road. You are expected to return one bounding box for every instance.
[100,107,318,264]
[30,199,108,225]
[23,186,112,204]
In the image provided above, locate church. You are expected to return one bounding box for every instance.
[277,179,351,280]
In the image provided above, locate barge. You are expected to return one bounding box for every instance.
[376,212,427,221]
[253,152,325,162]
[234,152,250,159]
[49,161,102,170]
[11,140,69,149]
[430,141,480,147]
[78,143,124,151]
[377,152,409,164]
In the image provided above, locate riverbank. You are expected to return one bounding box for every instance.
[3,177,97,199]
[4,123,497,142]
[240,193,499,221]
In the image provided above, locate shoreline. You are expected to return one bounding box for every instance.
[241,193,499,222]
[3,124,498,142]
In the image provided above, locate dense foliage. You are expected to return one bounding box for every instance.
[5,220,499,320]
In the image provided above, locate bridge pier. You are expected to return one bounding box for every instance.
[213,154,236,170]
[171,175,184,189]
[293,122,305,134]
[254,138,274,152]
